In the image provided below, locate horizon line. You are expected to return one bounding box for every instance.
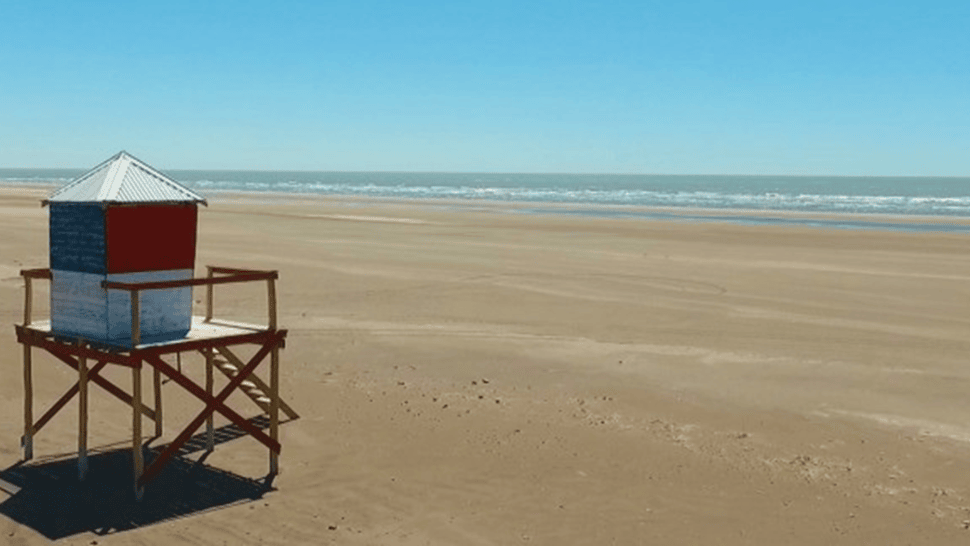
[0,166,968,179]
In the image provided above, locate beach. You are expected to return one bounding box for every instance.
[2,186,970,544]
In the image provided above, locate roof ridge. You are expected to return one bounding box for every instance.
[121,152,206,202]
[44,151,207,205]
[45,151,122,202]
[98,154,129,201]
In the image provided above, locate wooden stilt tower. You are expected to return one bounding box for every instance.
[13,152,297,499]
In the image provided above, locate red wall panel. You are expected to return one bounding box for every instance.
[105,204,198,273]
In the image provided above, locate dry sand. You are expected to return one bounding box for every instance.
[3,187,970,544]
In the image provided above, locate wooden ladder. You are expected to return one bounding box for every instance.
[211,349,299,420]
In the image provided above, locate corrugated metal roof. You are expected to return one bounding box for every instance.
[45,151,207,205]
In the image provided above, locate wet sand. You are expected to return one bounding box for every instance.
[2,187,970,544]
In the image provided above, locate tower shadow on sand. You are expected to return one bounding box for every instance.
[0,416,284,540]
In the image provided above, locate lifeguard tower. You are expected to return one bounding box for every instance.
[13,151,297,498]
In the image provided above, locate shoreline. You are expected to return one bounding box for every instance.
[179,188,970,234]
[4,182,970,233]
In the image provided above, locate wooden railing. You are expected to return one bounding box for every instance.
[20,266,279,347]
[20,268,52,327]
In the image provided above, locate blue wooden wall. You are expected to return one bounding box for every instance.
[49,203,106,274]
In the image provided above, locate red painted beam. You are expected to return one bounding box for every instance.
[208,266,279,278]
[137,330,284,357]
[24,360,110,443]
[43,344,156,420]
[16,326,138,367]
[138,332,284,486]
[19,268,52,279]
[103,271,276,291]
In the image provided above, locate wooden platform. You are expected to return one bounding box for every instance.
[23,316,272,351]
[13,266,296,499]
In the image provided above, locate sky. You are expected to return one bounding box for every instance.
[1,0,968,175]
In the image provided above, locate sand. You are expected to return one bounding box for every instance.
[2,186,970,544]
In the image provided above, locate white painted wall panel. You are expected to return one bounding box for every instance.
[51,268,194,345]
[106,269,193,343]
[51,270,109,340]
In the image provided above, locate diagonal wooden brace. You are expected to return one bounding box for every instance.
[138,331,285,486]
[22,360,109,445]
[43,343,156,421]
[215,345,299,419]
[143,352,281,456]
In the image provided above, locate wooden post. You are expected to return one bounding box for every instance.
[132,363,143,500]
[205,349,214,451]
[153,365,163,437]
[269,344,280,475]
[205,266,214,322]
[78,348,88,480]
[267,277,277,330]
[23,343,33,461]
[23,276,32,326]
[131,289,141,347]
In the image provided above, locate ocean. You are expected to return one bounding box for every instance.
[3,169,969,232]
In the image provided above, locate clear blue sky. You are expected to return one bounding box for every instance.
[1,0,968,175]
